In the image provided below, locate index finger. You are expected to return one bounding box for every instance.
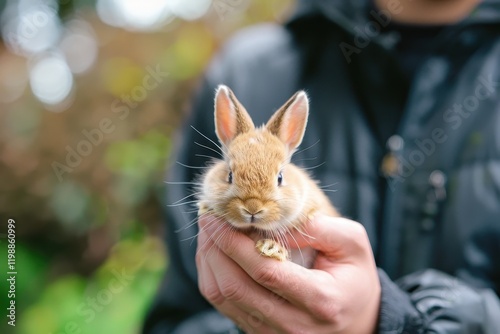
[199,215,331,307]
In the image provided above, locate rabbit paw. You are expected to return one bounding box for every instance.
[255,239,288,261]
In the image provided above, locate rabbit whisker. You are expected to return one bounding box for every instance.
[194,213,228,250]
[175,161,209,170]
[319,183,338,189]
[292,223,316,241]
[165,181,204,185]
[195,154,219,160]
[195,142,223,158]
[204,218,234,261]
[176,208,216,233]
[301,162,326,170]
[294,139,320,156]
[293,156,318,163]
[182,208,201,214]
[191,125,226,152]
[167,200,200,208]
[169,192,201,205]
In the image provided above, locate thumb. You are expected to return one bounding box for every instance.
[285,214,370,257]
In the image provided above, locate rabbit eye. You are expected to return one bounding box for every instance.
[228,171,233,184]
[277,171,283,186]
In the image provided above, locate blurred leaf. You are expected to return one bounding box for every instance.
[19,275,86,334]
[111,176,149,206]
[162,25,214,80]
[101,58,144,97]
[105,130,170,179]
[15,243,49,308]
[120,218,146,241]
[105,130,170,205]
[88,195,109,228]
[19,304,57,334]
[41,275,86,315]
[18,235,166,334]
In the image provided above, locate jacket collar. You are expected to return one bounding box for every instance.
[288,0,500,31]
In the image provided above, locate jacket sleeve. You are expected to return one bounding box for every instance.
[377,269,500,333]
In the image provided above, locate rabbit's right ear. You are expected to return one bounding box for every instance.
[214,85,255,146]
[266,91,309,151]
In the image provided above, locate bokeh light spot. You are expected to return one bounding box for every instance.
[29,54,73,106]
[60,20,98,74]
[1,0,61,56]
[168,0,212,21]
[96,0,174,31]
[49,182,90,231]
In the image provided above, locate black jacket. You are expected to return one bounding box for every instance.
[144,0,500,333]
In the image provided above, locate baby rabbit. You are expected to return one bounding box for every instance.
[197,85,338,266]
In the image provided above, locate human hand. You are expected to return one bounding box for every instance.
[196,214,381,334]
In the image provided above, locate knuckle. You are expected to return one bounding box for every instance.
[311,299,342,324]
[223,239,238,257]
[219,278,245,302]
[199,282,224,305]
[351,221,367,238]
[211,229,237,256]
[349,222,369,249]
[253,264,283,287]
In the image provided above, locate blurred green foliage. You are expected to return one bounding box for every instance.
[0,0,294,333]
[15,236,165,334]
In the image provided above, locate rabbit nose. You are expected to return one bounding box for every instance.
[244,199,264,214]
[242,199,264,223]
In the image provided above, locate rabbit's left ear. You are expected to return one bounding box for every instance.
[266,91,309,150]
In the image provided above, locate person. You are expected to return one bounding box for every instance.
[143,0,500,332]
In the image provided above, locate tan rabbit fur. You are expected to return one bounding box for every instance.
[197,85,338,265]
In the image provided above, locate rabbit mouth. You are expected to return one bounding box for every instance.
[227,215,266,229]
[242,211,264,224]
[225,214,274,231]
[228,217,292,232]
